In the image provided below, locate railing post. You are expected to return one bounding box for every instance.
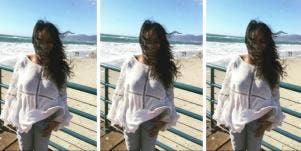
[104,68,110,133]
[210,68,215,130]
[0,69,2,115]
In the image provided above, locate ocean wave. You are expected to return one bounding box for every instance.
[100,41,202,66]
[0,42,96,65]
[207,41,301,65]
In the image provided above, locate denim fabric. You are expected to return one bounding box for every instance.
[124,120,158,151]
[17,118,51,151]
[230,119,264,151]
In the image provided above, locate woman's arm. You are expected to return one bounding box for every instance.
[1,58,21,122]
[107,60,128,124]
[213,59,234,123]
[5,60,21,100]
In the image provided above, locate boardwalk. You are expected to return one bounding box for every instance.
[0,120,52,151]
[0,122,19,151]
[206,125,232,150]
[100,119,127,150]
[100,118,165,151]
[206,120,265,151]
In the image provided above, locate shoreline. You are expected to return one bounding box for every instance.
[208,54,301,67]
[206,41,301,64]
[100,52,202,68]
[100,40,202,65]
[0,41,96,66]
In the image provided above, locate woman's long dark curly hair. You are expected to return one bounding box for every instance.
[32,20,72,90]
[139,20,179,88]
[245,20,285,88]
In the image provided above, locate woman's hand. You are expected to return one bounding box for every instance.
[42,121,59,137]
[255,110,273,137]
[149,120,166,137]
[255,120,272,137]
[149,111,168,137]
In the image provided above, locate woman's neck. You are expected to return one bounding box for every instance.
[29,54,41,65]
[242,54,255,65]
[136,55,148,65]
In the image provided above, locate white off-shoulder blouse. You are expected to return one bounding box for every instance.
[213,55,284,133]
[0,55,72,133]
[107,56,179,133]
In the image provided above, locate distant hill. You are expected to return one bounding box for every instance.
[100,33,202,44]
[207,33,301,44]
[169,34,202,44]
[275,34,301,44]
[62,34,96,44]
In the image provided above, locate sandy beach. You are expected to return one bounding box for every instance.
[50,58,97,150]
[207,57,301,150]
[158,56,202,150]
[100,55,203,150]
[264,57,301,150]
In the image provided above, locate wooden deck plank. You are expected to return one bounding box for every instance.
[4,140,19,151]
[1,120,52,151]
[0,130,18,151]
[111,140,127,150]
[100,118,127,150]
[206,130,230,151]
[217,139,232,151]
[101,130,125,150]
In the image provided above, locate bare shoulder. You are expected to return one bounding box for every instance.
[240,54,247,60]
[26,54,33,60]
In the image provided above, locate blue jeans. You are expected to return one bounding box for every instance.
[17,118,51,151]
[229,119,264,151]
[124,120,158,151]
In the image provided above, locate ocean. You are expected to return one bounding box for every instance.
[2,33,299,67]
[0,34,96,66]
[207,34,301,65]
[100,34,202,66]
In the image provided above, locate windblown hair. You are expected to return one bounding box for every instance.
[245,20,285,88]
[32,20,71,90]
[139,20,179,88]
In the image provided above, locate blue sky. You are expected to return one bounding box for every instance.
[100,0,202,36]
[0,0,96,36]
[207,0,301,36]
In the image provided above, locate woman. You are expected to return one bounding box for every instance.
[213,20,285,151]
[108,20,179,150]
[0,20,72,150]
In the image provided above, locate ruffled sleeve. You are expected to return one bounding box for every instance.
[0,59,21,123]
[266,87,285,130]
[113,62,127,98]
[6,60,21,100]
[213,59,234,122]
[52,87,73,130]
[159,87,179,131]
[107,61,127,121]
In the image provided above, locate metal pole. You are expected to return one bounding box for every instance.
[104,68,109,133]
[210,68,215,129]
